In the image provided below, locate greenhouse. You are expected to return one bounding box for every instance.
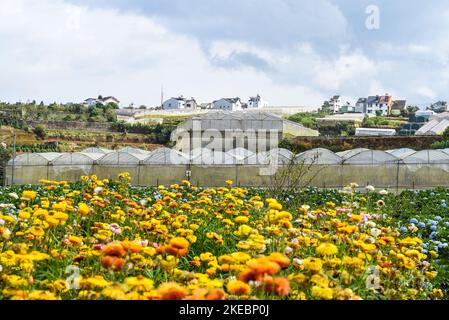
[402,150,449,164]
[6,147,449,188]
[336,148,369,160]
[386,148,416,159]
[226,148,255,162]
[142,148,189,165]
[119,147,150,155]
[190,149,236,165]
[81,147,113,154]
[343,150,399,165]
[52,152,105,165]
[295,148,342,165]
[98,151,147,165]
[51,153,105,181]
[246,148,294,165]
[7,152,62,166]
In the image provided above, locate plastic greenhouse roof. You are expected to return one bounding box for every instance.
[336,148,370,160]
[343,150,399,164]
[7,153,62,166]
[142,148,189,165]
[191,150,236,165]
[296,148,343,165]
[81,147,113,154]
[119,147,151,155]
[98,152,147,165]
[245,148,294,165]
[403,150,449,164]
[226,148,255,161]
[386,148,416,159]
[52,153,105,165]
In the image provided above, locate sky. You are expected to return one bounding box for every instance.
[1,0,449,109]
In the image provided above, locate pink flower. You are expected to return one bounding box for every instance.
[152,242,159,248]
[109,223,122,235]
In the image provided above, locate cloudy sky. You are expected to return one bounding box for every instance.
[1,0,449,108]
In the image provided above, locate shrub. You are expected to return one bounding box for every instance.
[33,125,47,140]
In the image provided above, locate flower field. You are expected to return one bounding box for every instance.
[0,174,447,300]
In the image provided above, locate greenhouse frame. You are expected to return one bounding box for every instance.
[6,147,449,188]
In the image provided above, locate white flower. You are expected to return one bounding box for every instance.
[301,205,310,211]
[140,199,148,206]
[350,182,359,189]
[293,258,303,266]
[366,221,376,228]
[365,185,375,192]
[94,187,103,195]
[0,219,4,226]
[285,246,293,254]
[307,213,317,220]
[258,244,267,253]
[379,189,388,195]
[8,193,19,199]
[0,264,3,272]
[370,228,382,237]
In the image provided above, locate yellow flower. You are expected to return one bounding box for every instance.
[77,203,90,216]
[235,216,249,224]
[22,191,37,201]
[124,276,154,292]
[226,180,233,186]
[227,280,251,295]
[316,243,338,256]
[27,290,61,300]
[302,258,323,272]
[311,286,333,300]
[18,211,31,220]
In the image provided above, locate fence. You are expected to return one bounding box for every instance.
[5,162,449,190]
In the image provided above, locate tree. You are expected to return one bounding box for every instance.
[320,101,331,114]
[33,125,47,140]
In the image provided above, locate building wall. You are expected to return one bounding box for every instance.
[163,98,185,110]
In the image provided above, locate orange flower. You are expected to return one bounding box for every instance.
[169,237,189,249]
[101,256,125,271]
[227,280,251,295]
[165,237,190,257]
[267,253,290,268]
[102,243,126,257]
[262,276,290,297]
[247,258,281,276]
[186,288,209,300]
[158,283,188,300]
[206,289,226,300]
[121,240,143,253]
[165,246,188,257]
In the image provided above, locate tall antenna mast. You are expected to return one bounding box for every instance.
[161,84,164,109]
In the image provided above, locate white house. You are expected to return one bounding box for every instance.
[247,94,269,109]
[84,96,120,107]
[212,98,243,111]
[329,95,343,113]
[84,98,99,107]
[101,96,120,106]
[163,97,187,110]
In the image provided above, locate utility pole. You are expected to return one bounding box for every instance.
[11,132,16,186]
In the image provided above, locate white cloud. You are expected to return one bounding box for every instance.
[0,0,332,107]
[1,0,447,109]
[416,87,437,100]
